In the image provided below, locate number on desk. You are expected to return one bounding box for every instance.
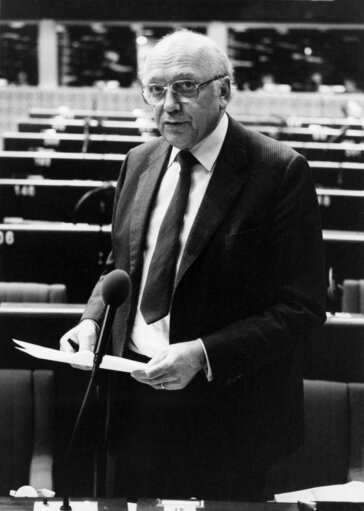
[0,231,15,245]
[14,184,36,197]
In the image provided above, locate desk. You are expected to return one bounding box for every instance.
[0,151,124,180]
[287,141,364,163]
[4,500,364,511]
[2,132,147,154]
[0,179,115,223]
[0,222,111,303]
[0,499,299,511]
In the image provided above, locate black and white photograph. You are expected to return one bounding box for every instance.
[0,1,364,510]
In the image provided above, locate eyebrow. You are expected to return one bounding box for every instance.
[146,72,199,83]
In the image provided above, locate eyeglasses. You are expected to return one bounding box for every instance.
[141,75,227,105]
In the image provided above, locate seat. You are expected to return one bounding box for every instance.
[0,282,67,303]
[0,369,55,494]
[264,380,364,500]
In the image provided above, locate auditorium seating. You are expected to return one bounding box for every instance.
[0,150,124,180]
[17,118,154,136]
[341,279,364,314]
[311,161,364,190]
[1,106,364,499]
[317,188,364,230]
[28,107,149,121]
[264,379,364,500]
[0,178,115,223]
[2,131,147,154]
[0,222,111,303]
[0,282,67,303]
[1,107,364,314]
[0,369,55,495]
[246,124,364,143]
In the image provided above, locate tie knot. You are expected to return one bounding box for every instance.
[177,150,197,174]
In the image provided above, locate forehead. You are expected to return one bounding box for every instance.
[143,40,213,83]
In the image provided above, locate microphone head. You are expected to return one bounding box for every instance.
[101,269,131,307]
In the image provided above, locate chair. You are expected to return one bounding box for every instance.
[0,282,67,303]
[264,380,364,500]
[0,369,55,494]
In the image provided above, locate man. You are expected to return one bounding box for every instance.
[61,29,326,501]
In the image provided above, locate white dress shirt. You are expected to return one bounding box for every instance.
[130,113,229,366]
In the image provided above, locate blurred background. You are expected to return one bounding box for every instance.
[1,0,364,132]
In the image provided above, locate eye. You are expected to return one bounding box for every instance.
[147,84,165,97]
[175,80,197,94]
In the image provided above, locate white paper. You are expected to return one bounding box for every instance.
[275,481,364,503]
[13,339,147,373]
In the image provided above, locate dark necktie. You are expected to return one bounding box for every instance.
[140,150,197,324]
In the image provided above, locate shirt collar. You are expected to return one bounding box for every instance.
[169,112,228,172]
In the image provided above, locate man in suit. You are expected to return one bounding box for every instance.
[61,29,326,501]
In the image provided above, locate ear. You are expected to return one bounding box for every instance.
[219,77,231,108]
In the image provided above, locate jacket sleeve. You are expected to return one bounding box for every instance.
[201,154,327,384]
[80,153,130,325]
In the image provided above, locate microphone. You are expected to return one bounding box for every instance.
[93,269,131,369]
[61,269,130,511]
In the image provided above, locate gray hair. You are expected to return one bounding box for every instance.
[140,28,235,100]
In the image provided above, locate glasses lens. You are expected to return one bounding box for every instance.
[144,84,165,104]
[143,80,199,105]
[173,80,198,99]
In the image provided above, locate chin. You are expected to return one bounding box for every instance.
[164,134,191,149]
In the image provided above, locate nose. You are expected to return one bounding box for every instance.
[162,86,181,112]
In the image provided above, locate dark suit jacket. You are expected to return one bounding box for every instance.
[82,115,326,469]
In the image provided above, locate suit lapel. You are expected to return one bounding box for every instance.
[129,141,170,279]
[175,119,250,289]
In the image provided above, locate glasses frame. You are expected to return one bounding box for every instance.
[141,74,228,105]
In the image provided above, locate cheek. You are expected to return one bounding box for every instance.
[152,108,162,127]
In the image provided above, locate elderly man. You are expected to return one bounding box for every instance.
[61,29,326,501]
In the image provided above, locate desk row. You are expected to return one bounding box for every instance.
[17,117,364,144]
[4,132,364,163]
[1,151,364,189]
[0,222,362,303]
[0,179,363,230]
[28,106,364,130]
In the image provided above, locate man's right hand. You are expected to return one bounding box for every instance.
[59,319,99,369]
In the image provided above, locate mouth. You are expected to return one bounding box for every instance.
[164,121,188,129]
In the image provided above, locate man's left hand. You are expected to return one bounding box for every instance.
[131,340,205,390]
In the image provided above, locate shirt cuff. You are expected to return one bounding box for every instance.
[198,338,213,382]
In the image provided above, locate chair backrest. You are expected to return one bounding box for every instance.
[0,369,55,495]
[0,282,66,303]
[264,380,353,499]
[348,382,364,483]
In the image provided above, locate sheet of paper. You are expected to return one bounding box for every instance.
[275,481,364,503]
[275,488,316,503]
[313,481,364,502]
[13,339,147,373]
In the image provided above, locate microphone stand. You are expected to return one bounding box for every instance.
[61,305,115,511]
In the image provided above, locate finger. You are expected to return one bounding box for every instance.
[78,336,95,352]
[60,336,78,352]
[131,370,160,384]
[131,367,170,384]
[147,350,168,366]
[67,338,79,352]
[71,364,92,371]
[143,357,171,379]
